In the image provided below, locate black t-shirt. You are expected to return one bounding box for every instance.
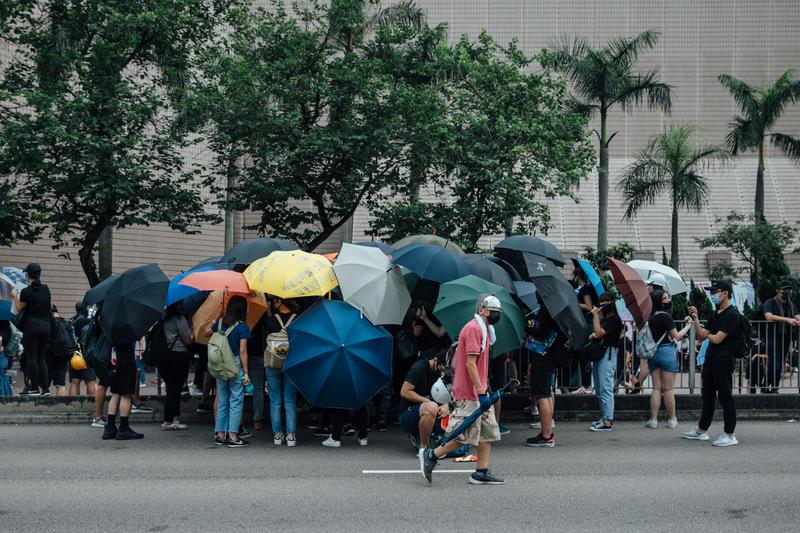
[705,305,739,364]
[763,297,796,337]
[577,284,598,308]
[19,283,52,321]
[265,312,296,336]
[399,358,439,411]
[649,311,675,345]
[600,313,623,348]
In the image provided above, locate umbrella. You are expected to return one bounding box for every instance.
[495,235,565,267]
[0,273,18,303]
[190,290,267,343]
[1,267,27,289]
[437,380,518,447]
[179,270,250,295]
[244,250,338,299]
[463,254,516,294]
[524,254,589,349]
[189,256,230,271]
[333,243,411,325]
[284,300,393,409]
[83,273,122,305]
[221,237,298,266]
[512,281,539,314]
[354,241,394,255]
[0,300,12,321]
[99,264,169,344]
[434,275,525,357]
[166,267,214,308]
[484,256,523,281]
[392,244,471,284]
[399,266,420,293]
[392,234,465,256]
[627,260,688,295]
[571,257,605,297]
[607,258,652,329]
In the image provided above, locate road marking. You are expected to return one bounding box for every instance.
[362,469,475,474]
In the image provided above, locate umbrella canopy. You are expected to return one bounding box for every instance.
[221,237,298,266]
[512,281,539,314]
[0,273,18,303]
[179,270,250,295]
[190,290,267,343]
[99,264,169,344]
[571,257,605,297]
[83,273,122,305]
[484,255,523,281]
[333,243,411,325]
[434,275,525,358]
[189,256,230,271]
[243,250,338,299]
[627,260,688,295]
[166,267,215,308]
[525,255,589,349]
[1,267,27,289]
[392,244,471,284]
[463,254,516,294]
[495,235,565,267]
[284,300,393,409]
[392,234,465,256]
[0,300,12,321]
[398,266,420,294]
[607,258,652,329]
[353,241,394,255]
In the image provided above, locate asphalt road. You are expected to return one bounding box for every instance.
[1,420,799,532]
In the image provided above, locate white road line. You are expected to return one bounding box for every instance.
[362,469,475,474]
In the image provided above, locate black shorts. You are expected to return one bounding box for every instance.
[489,353,507,392]
[46,356,68,387]
[69,365,97,382]
[110,345,136,395]
[530,356,555,398]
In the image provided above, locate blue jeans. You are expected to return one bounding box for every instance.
[592,347,618,421]
[267,368,297,434]
[0,354,12,396]
[249,356,265,422]
[215,364,245,434]
[135,354,146,384]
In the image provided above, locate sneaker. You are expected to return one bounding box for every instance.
[712,433,738,447]
[313,426,332,437]
[181,386,191,397]
[529,421,556,430]
[667,418,679,429]
[101,424,118,440]
[322,436,341,448]
[161,421,187,430]
[214,434,227,446]
[358,437,368,446]
[227,438,249,448]
[286,434,297,447]
[307,423,322,430]
[645,419,658,429]
[238,426,252,439]
[91,416,107,428]
[115,427,144,440]
[499,425,511,435]
[40,390,51,397]
[131,403,154,414]
[375,421,388,432]
[273,433,284,446]
[469,470,504,485]
[20,388,40,396]
[589,421,613,432]
[342,424,356,436]
[422,449,438,483]
[525,433,555,448]
[418,448,426,472]
[681,428,710,441]
[196,403,212,414]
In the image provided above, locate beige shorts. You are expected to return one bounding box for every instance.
[445,399,501,446]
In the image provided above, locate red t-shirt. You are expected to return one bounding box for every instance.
[452,318,489,401]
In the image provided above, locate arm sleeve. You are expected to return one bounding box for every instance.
[19,287,30,303]
[238,323,252,340]
[461,325,482,355]
[763,299,777,316]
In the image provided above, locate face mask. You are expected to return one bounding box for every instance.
[487,311,501,325]
[709,293,722,306]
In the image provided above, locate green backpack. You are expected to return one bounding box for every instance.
[207,320,240,380]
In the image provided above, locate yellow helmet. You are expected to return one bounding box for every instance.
[70,351,87,371]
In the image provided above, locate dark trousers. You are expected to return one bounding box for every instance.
[765,337,790,390]
[332,407,368,440]
[22,319,50,390]
[158,352,191,423]
[699,361,737,434]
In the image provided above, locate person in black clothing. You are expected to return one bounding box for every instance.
[398,351,449,452]
[588,292,624,432]
[762,280,800,393]
[102,341,144,440]
[573,269,596,393]
[12,263,52,396]
[158,302,194,430]
[45,305,70,397]
[682,280,739,447]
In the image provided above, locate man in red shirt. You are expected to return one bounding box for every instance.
[422,295,503,485]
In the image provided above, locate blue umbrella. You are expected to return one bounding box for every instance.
[189,256,230,271]
[0,300,12,321]
[165,267,214,307]
[437,379,519,447]
[284,300,393,409]
[392,244,471,284]
[1,267,28,289]
[571,257,605,297]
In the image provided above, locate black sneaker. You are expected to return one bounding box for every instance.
[196,403,213,414]
[214,434,227,446]
[102,425,118,440]
[115,427,144,440]
[422,449,438,483]
[227,438,249,448]
[342,424,356,436]
[238,426,252,439]
[376,421,388,432]
[40,390,51,397]
[525,433,555,448]
[313,425,331,437]
[20,388,40,396]
[469,470,504,485]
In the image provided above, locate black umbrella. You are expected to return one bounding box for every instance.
[463,254,516,294]
[484,255,523,281]
[221,238,298,266]
[189,256,231,271]
[495,234,565,267]
[512,281,539,315]
[83,273,122,306]
[524,255,588,349]
[100,264,169,344]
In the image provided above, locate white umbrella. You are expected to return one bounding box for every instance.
[333,243,412,325]
[627,260,688,295]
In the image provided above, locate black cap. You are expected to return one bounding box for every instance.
[23,263,41,276]
[778,279,793,290]
[707,280,733,295]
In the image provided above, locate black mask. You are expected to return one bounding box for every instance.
[487,311,501,325]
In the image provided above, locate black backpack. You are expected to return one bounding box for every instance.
[49,316,77,360]
[730,311,754,359]
[142,317,173,367]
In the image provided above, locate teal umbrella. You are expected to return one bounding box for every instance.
[434,275,525,358]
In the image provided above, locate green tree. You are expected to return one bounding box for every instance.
[618,124,727,271]
[0,1,232,286]
[719,70,800,217]
[544,30,672,251]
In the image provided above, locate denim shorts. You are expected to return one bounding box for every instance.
[649,343,679,373]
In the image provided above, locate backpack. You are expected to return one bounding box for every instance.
[82,320,115,382]
[49,316,77,360]
[208,319,240,380]
[142,317,177,367]
[264,314,295,369]
[635,311,670,360]
[729,310,754,359]
[2,322,23,358]
[395,329,419,361]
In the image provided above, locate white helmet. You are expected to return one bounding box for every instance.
[431,377,452,405]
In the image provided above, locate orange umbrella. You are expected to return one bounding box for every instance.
[191,290,268,344]
[322,252,338,262]
[179,270,250,294]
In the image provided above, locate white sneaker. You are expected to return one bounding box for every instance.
[358,437,368,446]
[91,417,107,428]
[161,420,187,430]
[418,448,425,472]
[529,421,556,429]
[645,419,658,429]
[712,433,738,447]
[273,433,284,446]
[322,436,341,448]
[681,428,710,441]
[286,434,297,447]
[667,418,678,429]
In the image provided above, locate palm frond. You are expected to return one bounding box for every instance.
[762,71,800,129]
[718,74,758,116]
[545,34,590,67]
[365,1,427,32]
[614,69,672,112]
[607,30,659,69]
[771,133,800,161]
[618,151,669,218]
[675,170,710,212]
[724,115,761,154]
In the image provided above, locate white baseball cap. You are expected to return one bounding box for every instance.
[481,295,502,310]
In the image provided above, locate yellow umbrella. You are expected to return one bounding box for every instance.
[244,250,338,299]
[191,290,267,345]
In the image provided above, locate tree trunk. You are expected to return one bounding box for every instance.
[504,216,514,237]
[670,203,680,272]
[597,109,609,251]
[755,141,765,217]
[78,226,104,288]
[98,226,113,281]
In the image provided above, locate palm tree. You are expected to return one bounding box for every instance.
[546,30,672,251]
[719,70,800,217]
[618,124,727,271]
